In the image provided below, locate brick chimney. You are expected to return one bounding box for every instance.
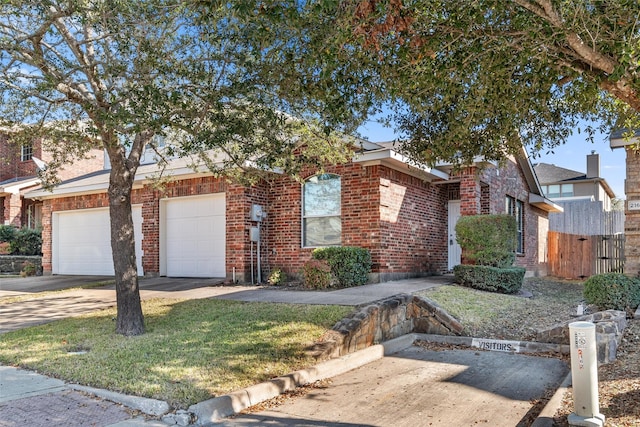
[586,150,600,178]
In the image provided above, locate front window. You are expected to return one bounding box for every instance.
[506,196,524,254]
[544,183,573,198]
[21,144,33,161]
[303,173,341,247]
[560,183,574,197]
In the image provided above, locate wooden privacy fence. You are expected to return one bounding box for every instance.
[549,201,624,235]
[548,231,625,279]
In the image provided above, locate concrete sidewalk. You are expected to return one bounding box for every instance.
[215,276,452,305]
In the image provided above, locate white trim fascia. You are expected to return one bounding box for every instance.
[353,149,450,181]
[529,193,564,213]
[26,182,146,200]
[0,177,41,194]
[610,129,640,149]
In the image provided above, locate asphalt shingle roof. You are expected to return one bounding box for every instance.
[533,163,585,184]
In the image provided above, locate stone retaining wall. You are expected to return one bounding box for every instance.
[535,310,627,363]
[308,294,463,360]
[0,255,42,275]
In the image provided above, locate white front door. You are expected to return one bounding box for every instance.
[448,200,462,270]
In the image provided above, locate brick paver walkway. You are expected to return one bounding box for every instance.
[0,389,131,427]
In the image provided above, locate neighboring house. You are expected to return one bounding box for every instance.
[0,133,104,228]
[533,151,616,210]
[26,141,561,281]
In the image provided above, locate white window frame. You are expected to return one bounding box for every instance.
[302,173,341,247]
[21,144,33,161]
[506,196,524,255]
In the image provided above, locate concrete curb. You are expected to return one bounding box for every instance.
[189,336,412,425]
[414,333,571,355]
[530,373,572,427]
[70,384,170,416]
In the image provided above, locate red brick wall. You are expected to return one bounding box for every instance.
[1,135,104,183]
[51,149,105,182]
[378,167,448,278]
[1,134,104,228]
[262,163,448,281]
[0,136,42,181]
[624,147,640,276]
[261,164,380,278]
[41,203,52,272]
[460,167,481,215]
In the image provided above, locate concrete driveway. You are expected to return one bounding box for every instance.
[217,345,569,427]
[0,275,255,333]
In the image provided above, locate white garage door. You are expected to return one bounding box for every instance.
[53,206,144,276]
[162,194,226,278]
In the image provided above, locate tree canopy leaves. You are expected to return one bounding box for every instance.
[255,0,640,166]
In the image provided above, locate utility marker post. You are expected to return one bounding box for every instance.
[568,321,605,427]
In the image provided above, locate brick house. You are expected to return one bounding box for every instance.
[26,141,560,281]
[0,133,104,228]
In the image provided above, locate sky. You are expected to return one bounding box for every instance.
[357,119,628,200]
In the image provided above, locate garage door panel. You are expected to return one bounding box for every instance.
[53,207,143,276]
[164,194,225,278]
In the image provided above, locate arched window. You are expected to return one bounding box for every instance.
[303,173,341,247]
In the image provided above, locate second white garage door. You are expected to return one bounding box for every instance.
[161,194,226,277]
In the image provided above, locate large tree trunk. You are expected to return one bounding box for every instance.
[107,143,145,336]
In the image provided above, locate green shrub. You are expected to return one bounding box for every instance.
[9,227,42,256]
[0,225,16,243]
[455,215,516,267]
[302,259,332,289]
[584,273,640,312]
[312,246,372,288]
[453,264,525,294]
[21,261,37,277]
[268,268,286,286]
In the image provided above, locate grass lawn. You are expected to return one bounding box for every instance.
[0,298,351,408]
[419,278,585,339]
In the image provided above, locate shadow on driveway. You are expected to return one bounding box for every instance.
[219,345,569,427]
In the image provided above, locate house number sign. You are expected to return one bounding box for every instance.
[629,200,640,211]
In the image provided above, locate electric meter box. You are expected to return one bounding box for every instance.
[250,226,260,242]
[250,204,264,222]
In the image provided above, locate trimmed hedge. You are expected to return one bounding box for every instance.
[302,259,332,289]
[455,214,516,268]
[584,273,640,312]
[312,246,372,288]
[453,264,525,294]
